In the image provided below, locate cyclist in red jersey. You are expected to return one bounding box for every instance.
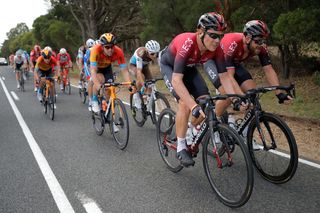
[159,12,240,167]
[214,20,293,117]
[57,48,73,90]
[30,45,42,92]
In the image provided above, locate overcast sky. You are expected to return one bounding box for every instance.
[0,0,50,45]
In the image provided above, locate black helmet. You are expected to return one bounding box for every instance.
[197,12,227,31]
[99,33,117,45]
[243,20,270,38]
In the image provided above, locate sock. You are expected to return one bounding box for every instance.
[92,95,98,102]
[177,137,187,152]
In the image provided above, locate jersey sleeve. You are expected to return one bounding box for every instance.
[258,47,271,67]
[222,40,238,70]
[214,46,227,73]
[173,37,194,74]
[114,46,127,68]
[89,45,99,67]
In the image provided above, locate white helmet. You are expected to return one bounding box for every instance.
[44,46,52,52]
[145,40,160,53]
[86,38,95,48]
[59,48,67,54]
[95,40,100,45]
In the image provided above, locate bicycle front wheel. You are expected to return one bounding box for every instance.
[92,110,105,136]
[156,108,183,173]
[130,92,146,127]
[203,123,253,208]
[110,98,129,150]
[151,92,170,124]
[247,112,298,184]
[48,88,55,120]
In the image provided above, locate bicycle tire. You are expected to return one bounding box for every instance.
[203,123,253,208]
[156,108,183,173]
[247,112,298,184]
[110,98,129,150]
[130,92,146,127]
[48,87,55,120]
[92,110,105,136]
[67,81,71,95]
[151,92,170,124]
[82,88,87,104]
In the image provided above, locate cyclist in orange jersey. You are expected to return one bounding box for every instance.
[35,47,59,102]
[90,33,134,113]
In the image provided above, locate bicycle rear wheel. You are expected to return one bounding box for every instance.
[156,108,183,173]
[110,98,129,150]
[247,112,298,184]
[151,92,170,124]
[20,74,24,92]
[67,81,71,95]
[203,123,253,208]
[130,92,146,127]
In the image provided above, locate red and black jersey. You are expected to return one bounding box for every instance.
[221,33,271,70]
[161,32,226,74]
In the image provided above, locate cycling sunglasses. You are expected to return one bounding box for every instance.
[104,45,114,50]
[206,31,224,40]
[149,52,158,56]
[253,38,267,45]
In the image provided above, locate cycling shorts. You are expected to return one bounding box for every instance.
[97,65,114,83]
[233,64,253,86]
[160,63,209,101]
[38,69,54,78]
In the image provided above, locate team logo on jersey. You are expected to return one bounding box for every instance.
[179,38,193,57]
[226,41,237,56]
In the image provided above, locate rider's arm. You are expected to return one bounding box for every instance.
[262,64,280,94]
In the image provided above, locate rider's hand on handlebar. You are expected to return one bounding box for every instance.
[276,93,293,104]
[232,98,249,111]
[191,105,205,126]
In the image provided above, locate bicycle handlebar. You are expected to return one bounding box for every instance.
[246,83,295,98]
[103,81,135,88]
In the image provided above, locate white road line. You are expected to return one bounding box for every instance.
[2,76,5,80]
[0,78,75,213]
[76,192,103,213]
[70,82,320,169]
[10,91,20,101]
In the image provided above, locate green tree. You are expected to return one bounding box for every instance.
[6,23,29,40]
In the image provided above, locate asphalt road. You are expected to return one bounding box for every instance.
[0,66,319,213]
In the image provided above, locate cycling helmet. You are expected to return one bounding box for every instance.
[243,20,270,38]
[44,46,53,52]
[41,48,52,59]
[59,48,67,54]
[95,40,100,45]
[34,45,41,52]
[197,12,227,31]
[145,40,160,53]
[16,49,23,56]
[86,38,95,48]
[99,33,117,46]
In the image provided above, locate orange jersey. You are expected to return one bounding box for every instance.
[90,44,127,69]
[35,56,58,71]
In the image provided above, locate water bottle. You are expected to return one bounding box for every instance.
[186,122,199,145]
[140,85,145,95]
[133,93,142,109]
[102,100,107,111]
[228,114,237,130]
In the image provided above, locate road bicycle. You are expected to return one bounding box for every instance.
[130,78,170,126]
[156,94,254,208]
[79,75,88,104]
[18,68,25,92]
[59,66,71,95]
[41,76,56,120]
[92,81,134,150]
[223,84,298,184]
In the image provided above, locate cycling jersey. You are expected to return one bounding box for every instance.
[77,46,87,61]
[161,32,226,74]
[57,53,71,66]
[83,48,91,78]
[129,47,153,69]
[221,33,271,70]
[90,44,127,69]
[30,50,41,63]
[35,56,58,71]
[14,55,26,65]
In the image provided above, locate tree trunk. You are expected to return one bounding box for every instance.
[279,44,291,79]
[69,5,86,44]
